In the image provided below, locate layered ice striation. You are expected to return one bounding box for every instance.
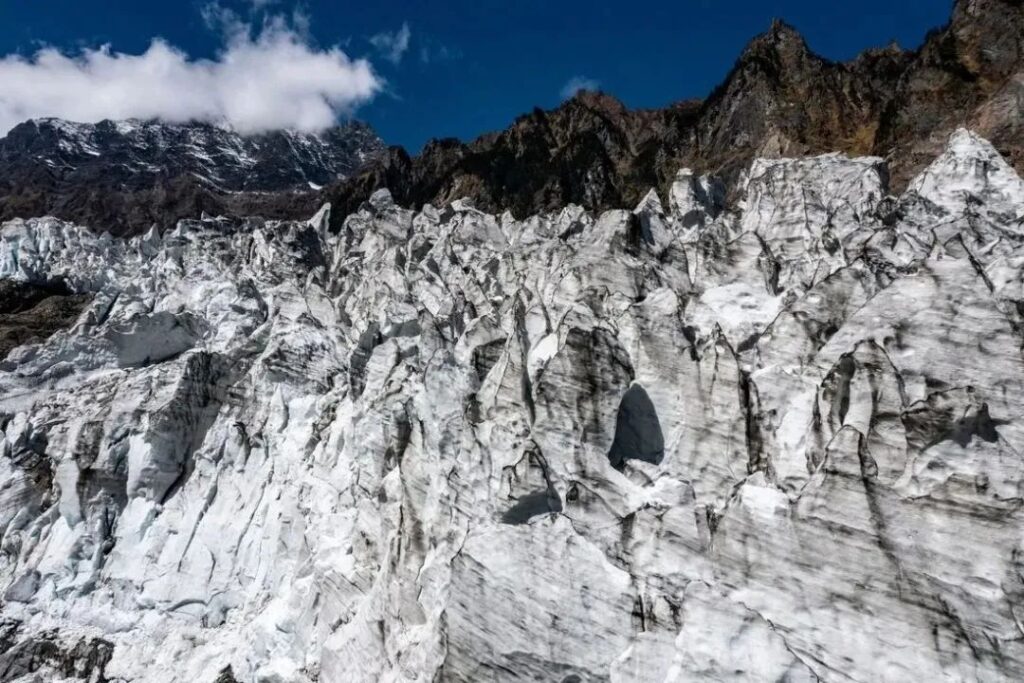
[0,129,1023,681]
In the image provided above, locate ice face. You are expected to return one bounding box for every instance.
[1,128,1023,682]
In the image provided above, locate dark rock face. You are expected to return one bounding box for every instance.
[0,118,384,235]
[323,97,705,227]
[0,279,92,360]
[321,0,1024,228]
[879,0,1024,187]
[212,666,241,683]
[0,619,113,683]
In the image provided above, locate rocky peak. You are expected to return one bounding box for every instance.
[309,0,1024,232]
[741,18,815,68]
[563,89,631,116]
[2,0,1024,236]
[874,0,1024,186]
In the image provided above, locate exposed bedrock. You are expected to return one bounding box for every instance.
[0,129,1022,681]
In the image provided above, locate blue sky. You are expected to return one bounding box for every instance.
[0,0,953,151]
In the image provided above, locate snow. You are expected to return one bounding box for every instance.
[10,118,383,192]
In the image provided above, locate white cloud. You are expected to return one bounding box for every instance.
[0,11,382,136]
[560,76,600,100]
[370,22,411,65]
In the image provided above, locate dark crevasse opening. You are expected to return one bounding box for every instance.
[472,339,506,384]
[608,383,665,470]
[348,323,383,397]
[943,403,1007,447]
[501,489,563,525]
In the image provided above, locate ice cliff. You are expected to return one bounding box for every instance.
[0,129,1023,682]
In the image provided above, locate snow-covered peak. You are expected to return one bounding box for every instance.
[0,117,386,193]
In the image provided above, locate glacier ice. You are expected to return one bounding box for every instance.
[0,129,1023,681]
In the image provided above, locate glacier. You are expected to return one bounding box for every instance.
[0,129,1023,681]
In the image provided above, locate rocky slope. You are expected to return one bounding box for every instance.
[0,280,92,360]
[0,128,1022,681]
[0,119,385,236]
[321,0,1024,228]
[2,0,1021,237]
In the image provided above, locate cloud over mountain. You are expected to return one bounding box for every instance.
[560,76,600,100]
[0,13,382,135]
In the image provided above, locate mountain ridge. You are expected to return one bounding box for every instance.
[1,117,384,191]
[318,0,1024,229]
[0,0,1022,235]
[0,118,385,234]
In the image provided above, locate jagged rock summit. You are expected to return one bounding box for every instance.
[0,128,1022,681]
[319,0,1024,229]
[1,0,1022,237]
